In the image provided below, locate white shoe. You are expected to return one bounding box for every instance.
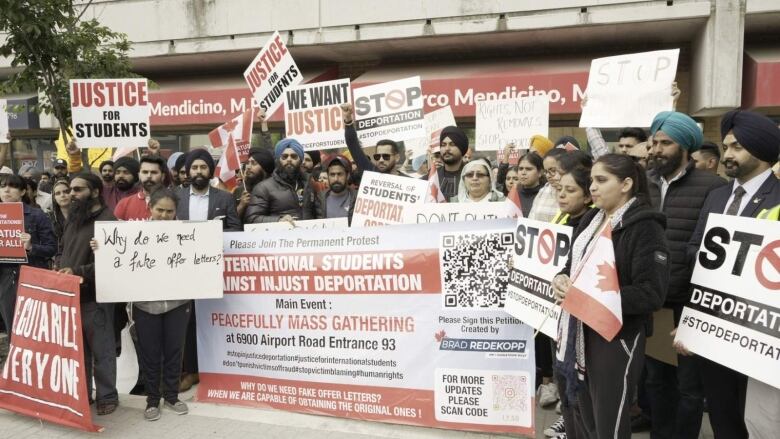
[544,415,566,437]
[556,400,562,414]
[537,382,559,407]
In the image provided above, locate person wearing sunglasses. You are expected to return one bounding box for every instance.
[453,158,505,203]
[340,103,410,178]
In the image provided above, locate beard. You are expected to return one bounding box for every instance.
[101,174,113,183]
[329,182,346,193]
[244,171,264,189]
[376,161,396,173]
[115,178,134,191]
[191,175,210,190]
[723,157,759,179]
[653,148,684,178]
[442,153,461,166]
[68,197,98,227]
[277,164,302,184]
[142,180,162,194]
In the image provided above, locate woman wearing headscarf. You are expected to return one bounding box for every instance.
[452,158,505,203]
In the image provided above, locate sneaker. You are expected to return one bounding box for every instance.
[555,400,562,414]
[554,433,567,439]
[544,415,566,437]
[144,405,161,421]
[538,382,560,407]
[164,399,189,415]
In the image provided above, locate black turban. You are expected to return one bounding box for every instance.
[440,126,469,155]
[113,157,140,181]
[185,149,215,178]
[721,110,780,163]
[249,147,275,175]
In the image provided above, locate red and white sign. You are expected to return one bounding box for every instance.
[243,31,303,118]
[215,135,243,191]
[676,214,780,389]
[197,220,535,436]
[353,76,425,143]
[562,224,623,341]
[209,108,254,161]
[0,203,27,263]
[284,78,351,151]
[0,266,101,432]
[70,78,150,148]
[352,171,428,227]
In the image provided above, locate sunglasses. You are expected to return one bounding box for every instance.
[464,172,489,179]
[373,154,393,161]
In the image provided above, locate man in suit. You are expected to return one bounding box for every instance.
[175,148,241,391]
[684,109,780,439]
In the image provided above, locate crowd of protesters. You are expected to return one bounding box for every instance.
[0,99,778,439]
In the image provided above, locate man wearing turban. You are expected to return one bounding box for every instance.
[645,111,726,439]
[683,109,780,439]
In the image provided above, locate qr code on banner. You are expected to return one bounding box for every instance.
[492,374,529,421]
[440,230,514,309]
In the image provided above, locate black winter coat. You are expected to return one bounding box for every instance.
[648,163,726,303]
[562,202,670,337]
[245,170,309,223]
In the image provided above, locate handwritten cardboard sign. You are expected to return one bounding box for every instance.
[94,220,224,302]
[579,49,680,128]
[70,79,151,148]
[475,95,549,151]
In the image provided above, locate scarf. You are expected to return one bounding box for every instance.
[555,197,636,405]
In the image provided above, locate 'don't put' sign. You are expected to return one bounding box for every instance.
[70,78,151,148]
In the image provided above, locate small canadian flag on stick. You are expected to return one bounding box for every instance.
[561,224,623,341]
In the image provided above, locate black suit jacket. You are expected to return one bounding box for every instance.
[688,172,780,262]
[175,186,242,231]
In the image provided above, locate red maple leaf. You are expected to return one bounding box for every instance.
[222,118,239,134]
[595,261,619,293]
[434,330,446,342]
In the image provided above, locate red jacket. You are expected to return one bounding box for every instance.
[114,191,150,221]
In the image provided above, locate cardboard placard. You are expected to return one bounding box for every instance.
[579,49,680,128]
[95,220,224,302]
[70,78,151,148]
[351,171,428,227]
[401,202,512,224]
[284,78,351,151]
[244,31,303,117]
[0,203,27,263]
[353,76,425,143]
[475,95,549,151]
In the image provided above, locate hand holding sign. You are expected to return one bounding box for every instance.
[147,138,161,155]
[341,102,354,125]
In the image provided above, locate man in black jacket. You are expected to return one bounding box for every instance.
[645,111,726,439]
[683,109,780,439]
[57,173,119,415]
[340,103,409,178]
[245,138,310,223]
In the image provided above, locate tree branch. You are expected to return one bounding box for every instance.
[74,0,94,24]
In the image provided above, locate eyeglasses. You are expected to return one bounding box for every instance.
[70,186,89,193]
[373,154,392,161]
[280,153,298,160]
[544,168,558,176]
[464,172,489,179]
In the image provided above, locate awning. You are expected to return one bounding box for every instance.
[352,59,590,118]
[148,67,338,126]
[742,48,780,109]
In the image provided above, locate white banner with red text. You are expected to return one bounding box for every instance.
[196,219,536,436]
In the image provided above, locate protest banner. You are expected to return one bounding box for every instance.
[244,218,349,233]
[475,95,549,151]
[401,202,512,224]
[70,78,150,148]
[405,105,457,163]
[94,220,224,302]
[0,266,101,432]
[353,76,425,143]
[0,99,8,142]
[0,203,27,263]
[244,31,303,117]
[197,219,536,436]
[352,171,428,227]
[676,214,780,389]
[579,49,680,128]
[504,218,571,338]
[284,79,351,151]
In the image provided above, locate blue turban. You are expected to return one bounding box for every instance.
[274,138,304,161]
[650,111,703,152]
[721,110,780,163]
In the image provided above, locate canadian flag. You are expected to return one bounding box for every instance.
[208,108,254,162]
[425,163,447,203]
[214,134,242,191]
[505,187,523,218]
[561,224,623,341]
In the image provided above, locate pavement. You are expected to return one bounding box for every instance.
[0,333,714,438]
